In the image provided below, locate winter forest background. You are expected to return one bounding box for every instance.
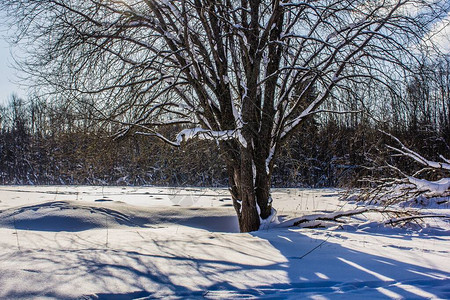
[1,57,449,187]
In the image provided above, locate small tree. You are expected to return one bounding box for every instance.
[2,0,448,231]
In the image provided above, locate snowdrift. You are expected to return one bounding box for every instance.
[0,186,448,299]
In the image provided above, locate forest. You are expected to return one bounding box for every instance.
[1,56,449,188]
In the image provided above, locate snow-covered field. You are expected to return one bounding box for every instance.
[0,186,448,299]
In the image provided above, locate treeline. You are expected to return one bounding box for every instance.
[1,59,449,187]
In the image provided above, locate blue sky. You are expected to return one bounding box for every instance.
[0,18,26,106]
[0,32,17,106]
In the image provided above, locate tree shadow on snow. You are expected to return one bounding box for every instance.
[248,228,450,299]
[2,226,449,299]
[1,201,449,300]
[86,229,450,299]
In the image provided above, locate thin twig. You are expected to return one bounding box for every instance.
[13,215,21,251]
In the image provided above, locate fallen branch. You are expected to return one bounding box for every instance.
[292,207,408,227]
[384,214,448,226]
[292,207,448,229]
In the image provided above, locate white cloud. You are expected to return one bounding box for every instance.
[424,13,450,53]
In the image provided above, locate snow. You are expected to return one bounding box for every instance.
[175,127,247,147]
[259,206,280,231]
[408,177,450,195]
[0,186,449,299]
[266,145,275,174]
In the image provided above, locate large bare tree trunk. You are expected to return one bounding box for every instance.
[225,144,273,232]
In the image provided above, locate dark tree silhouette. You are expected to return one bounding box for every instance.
[2,0,448,231]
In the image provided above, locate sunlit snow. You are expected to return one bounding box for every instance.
[0,186,448,299]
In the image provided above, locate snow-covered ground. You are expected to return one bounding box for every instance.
[0,186,448,299]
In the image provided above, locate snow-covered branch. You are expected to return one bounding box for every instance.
[357,133,449,206]
[290,206,447,229]
[147,127,247,148]
[382,131,450,170]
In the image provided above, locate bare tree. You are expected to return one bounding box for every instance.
[2,0,448,231]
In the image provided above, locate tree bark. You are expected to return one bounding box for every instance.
[225,144,273,232]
